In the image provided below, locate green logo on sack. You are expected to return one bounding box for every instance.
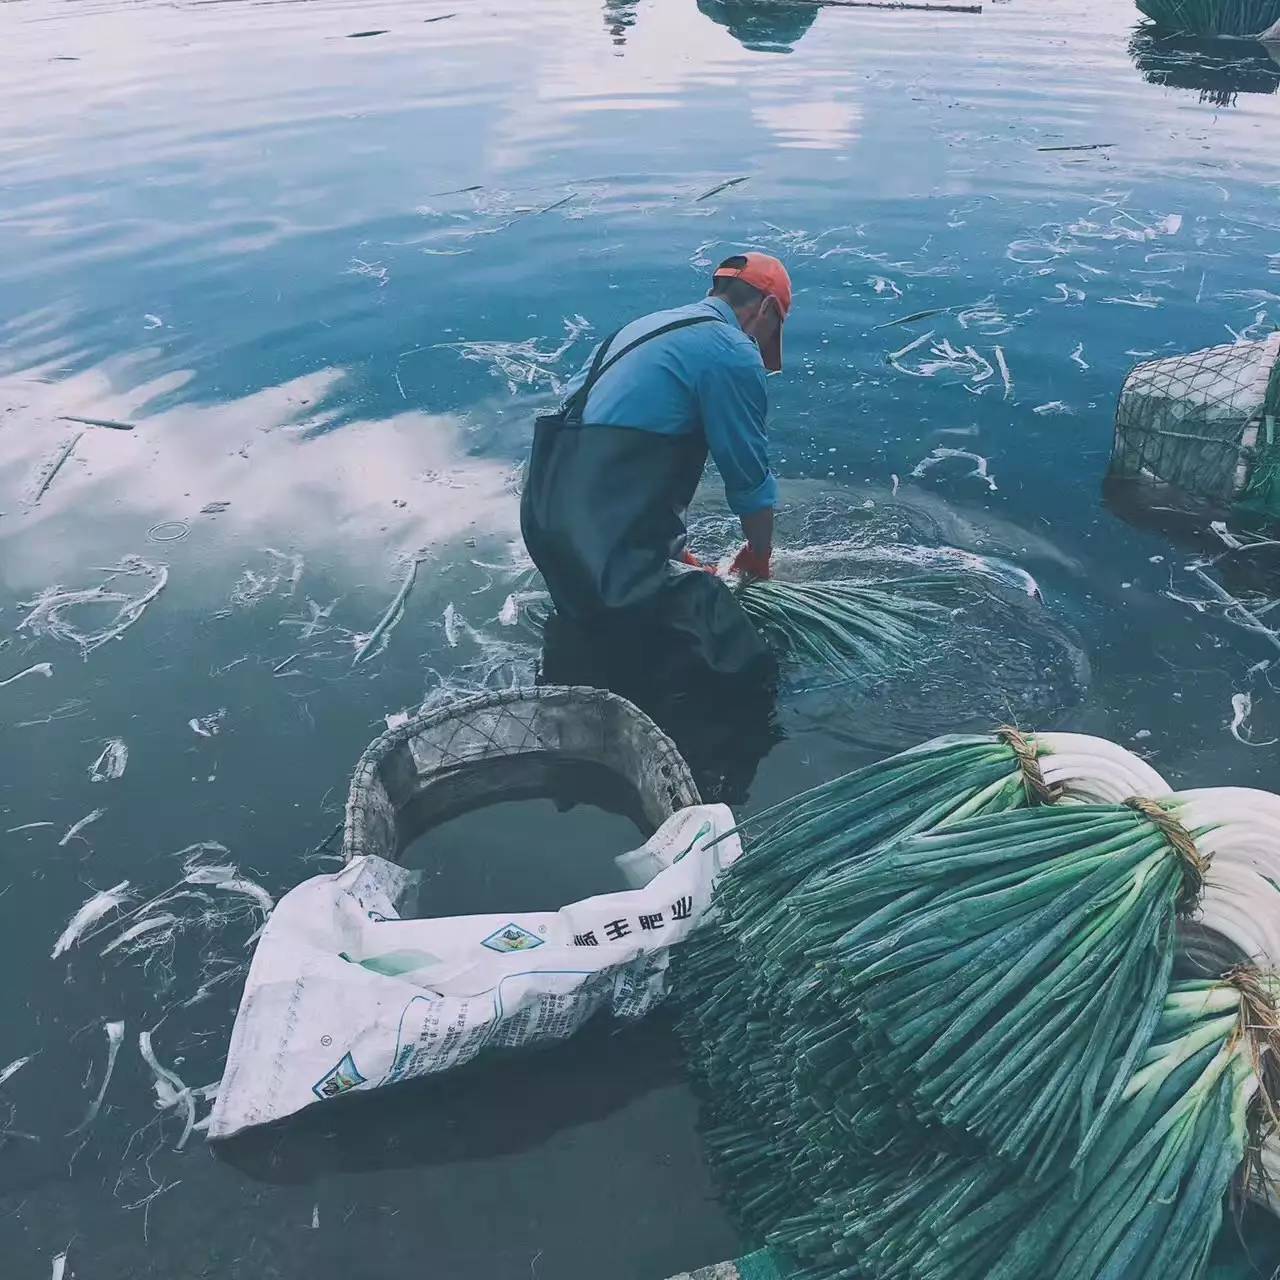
[672,820,712,864]
[312,1051,367,1101]
[481,922,544,953]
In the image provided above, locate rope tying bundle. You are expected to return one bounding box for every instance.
[1223,967,1280,1190]
[1124,794,1208,911]
[996,725,1062,806]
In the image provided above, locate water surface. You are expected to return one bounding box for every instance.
[2,0,1280,1276]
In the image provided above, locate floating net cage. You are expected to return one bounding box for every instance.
[1109,333,1280,521]
[344,685,701,865]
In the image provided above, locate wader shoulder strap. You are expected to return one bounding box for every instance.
[565,314,725,423]
[563,327,621,422]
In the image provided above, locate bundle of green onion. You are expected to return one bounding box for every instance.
[734,578,947,685]
[787,800,1207,1175]
[675,729,1280,1280]
[677,729,1171,1235]
[769,973,1277,1280]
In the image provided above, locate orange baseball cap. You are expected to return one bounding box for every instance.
[713,252,792,372]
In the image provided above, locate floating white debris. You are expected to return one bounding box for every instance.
[888,334,995,387]
[1218,289,1280,308]
[281,596,340,640]
[18,557,168,657]
[140,1030,196,1150]
[58,807,105,847]
[994,346,1013,400]
[212,876,274,918]
[230,549,304,608]
[51,1250,68,1280]
[1033,401,1072,416]
[312,1204,321,1230]
[1189,566,1280,654]
[1046,283,1086,303]
[910,447,998,493]
[101,913,178,957]
[1209,521,1244,551]
[30,431,84,504]
[188,709,226,738]
[444,602,462,647]
[353,556,425,666]
[1101,292,1162,309]
[956,296,1014,336]
[68,1019,125,1135]
[1228,692,1277,748]
[89,738,128,782]
[440,316,591,396]
[6,821,54,834]
[498,594,519,627]
[690,240,717,269]
[1070,343,1089,371]
[181,864,237,886]
[869,276,903,299]
[887,330,933,365]
[347,257,389,287]
[52,880,132,957]
[0,1055,33,1088]
[1225,310,1272,345]
[179,841,231,868]
[0,662,53,688]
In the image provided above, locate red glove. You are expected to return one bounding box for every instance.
[729,543,772,581]
[679,548,719,574]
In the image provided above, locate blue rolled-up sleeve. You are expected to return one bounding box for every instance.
[699,347,778,515]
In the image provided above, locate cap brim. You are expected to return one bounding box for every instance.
[760,328,783,374]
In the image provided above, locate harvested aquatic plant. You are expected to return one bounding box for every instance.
[798,799,1204,1174]
[767,973,1278,1280]
[734,578,946,684]
[678,727,1280,1280]
[676,729,1172,1230]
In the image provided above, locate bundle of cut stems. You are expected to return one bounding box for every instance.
[786,801,1211,1174]
[677,730,1170,1231]
[734,578,947,685]
[678,732,1280,1279]
[769,974,1276,1280]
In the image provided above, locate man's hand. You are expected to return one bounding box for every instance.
[732,507,774,580]
[679,548,719,574]
[729,543,772,580]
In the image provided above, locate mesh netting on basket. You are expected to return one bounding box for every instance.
[1240,347,1280,516]
[343,686,702,865]
[1110,333,1280,514]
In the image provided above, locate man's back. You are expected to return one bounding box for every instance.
[564,296,763,434]
[561,295,777,517]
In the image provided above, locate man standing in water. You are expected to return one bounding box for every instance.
[521,252,792,689]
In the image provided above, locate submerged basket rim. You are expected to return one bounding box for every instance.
[343,684,701,864]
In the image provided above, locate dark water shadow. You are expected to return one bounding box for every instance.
[1131,28,1280,106]
[1104,474,1280,605]
[216,1008,687,1183]
[539,610,784,807]
[696,0,821,53]
[604,0,639,48]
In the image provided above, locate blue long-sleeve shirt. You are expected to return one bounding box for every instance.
[560,296,780,516]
